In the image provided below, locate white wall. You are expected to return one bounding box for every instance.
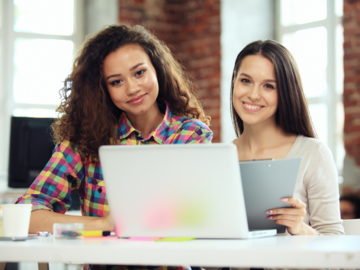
[85,0,119,36]
[220,0,275,142]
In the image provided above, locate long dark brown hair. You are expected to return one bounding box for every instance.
[230,40,316,138]
[52,24,210,162]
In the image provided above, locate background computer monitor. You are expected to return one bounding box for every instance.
[8,116,80,210]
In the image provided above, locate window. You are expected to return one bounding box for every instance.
[276,0,345,177]
[0,0,84,178]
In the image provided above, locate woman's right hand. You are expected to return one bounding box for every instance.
[265,197,316,235]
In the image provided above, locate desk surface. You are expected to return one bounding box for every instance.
[1,235,360,268]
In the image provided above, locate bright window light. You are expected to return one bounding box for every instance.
[13,108,58,118]
[281,0,327,27]
[283,27,327,98]
[13,38,73,104]
[14,0,74,35]
[309,103,328,144]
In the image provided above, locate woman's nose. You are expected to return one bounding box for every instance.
[248,85,261,100]
[126,78,140,95]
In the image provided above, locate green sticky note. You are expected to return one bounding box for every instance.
[155,237,196,242]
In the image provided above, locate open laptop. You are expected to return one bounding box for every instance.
[99,144,276,239]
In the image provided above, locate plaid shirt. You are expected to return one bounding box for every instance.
[16,103,213,216]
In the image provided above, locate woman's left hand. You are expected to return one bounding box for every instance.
[266,197,307,235]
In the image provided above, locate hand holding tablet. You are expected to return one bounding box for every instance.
[266,197,307,235]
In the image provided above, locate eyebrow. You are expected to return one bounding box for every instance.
[106,62,145,81]
[239,72,276,83]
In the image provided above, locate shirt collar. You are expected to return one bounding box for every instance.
[115,103,173,143]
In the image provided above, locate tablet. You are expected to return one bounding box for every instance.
[239,158,301,233]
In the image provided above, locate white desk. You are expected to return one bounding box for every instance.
[0,235,360,269]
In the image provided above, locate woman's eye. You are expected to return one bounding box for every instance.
[110,79,122,86]
[135,70,146,76]
[264,84,275,89]
[240,78,250,83]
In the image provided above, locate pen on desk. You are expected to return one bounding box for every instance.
[37,231,51,237]
[82,230,113,237]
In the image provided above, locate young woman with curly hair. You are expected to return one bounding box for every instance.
[16,24,212,270]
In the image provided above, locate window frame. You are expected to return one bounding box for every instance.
[275,0,343,172]
[0,0,85,180]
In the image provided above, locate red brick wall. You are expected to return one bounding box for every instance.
[119,0,221,142]
[343,0,360,165]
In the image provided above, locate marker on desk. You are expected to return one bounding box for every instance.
[82,230,113,237]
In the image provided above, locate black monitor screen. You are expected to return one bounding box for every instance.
[8,117,55,188]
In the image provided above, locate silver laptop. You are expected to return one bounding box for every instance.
[99,144,276,239]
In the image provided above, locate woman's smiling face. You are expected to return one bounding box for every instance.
[232,54,278,128]
[102,44,159,118]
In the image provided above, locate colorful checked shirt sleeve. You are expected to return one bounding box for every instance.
[15,140,85,213]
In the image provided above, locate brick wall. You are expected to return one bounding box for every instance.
[343,0,360,166]
[119,0,221,142]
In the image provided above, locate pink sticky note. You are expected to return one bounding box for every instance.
[123,236,164,241]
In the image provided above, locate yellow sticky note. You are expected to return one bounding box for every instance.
[155,237,196,242]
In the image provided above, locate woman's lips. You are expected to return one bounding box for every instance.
[242,101,263,112]
[128,94,146,105]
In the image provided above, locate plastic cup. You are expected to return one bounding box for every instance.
[2,204,32,237]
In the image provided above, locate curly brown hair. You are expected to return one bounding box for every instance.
[52,24,210,162]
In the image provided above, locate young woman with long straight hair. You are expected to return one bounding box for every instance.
[230,40,343,235]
